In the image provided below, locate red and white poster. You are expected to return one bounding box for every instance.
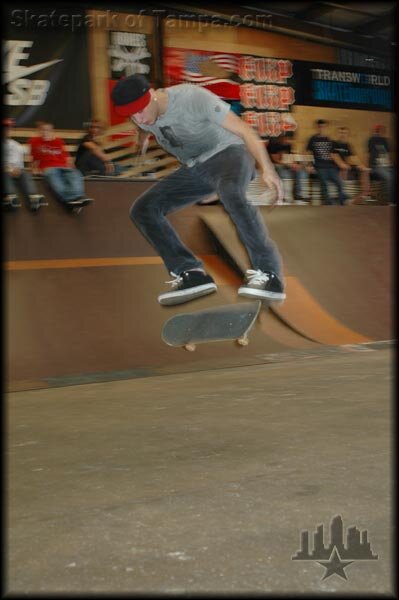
[164,47,241,100]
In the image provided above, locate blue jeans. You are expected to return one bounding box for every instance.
[372,166,394,203]
[275,165,309,199]
[4,170,36,198]
[43,167,85,202]
[76,153,127,176]
[316,167,348,205]
[130,145,283,277]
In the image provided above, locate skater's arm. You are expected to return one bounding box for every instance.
[221,111,283,202]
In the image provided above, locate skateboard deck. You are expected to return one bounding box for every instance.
[162,301,261,351]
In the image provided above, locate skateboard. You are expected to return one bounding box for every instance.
[162,301,261,351]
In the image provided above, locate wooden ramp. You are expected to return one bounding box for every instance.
[199,205,393,345]
[5,182,393,391]
[5,258,319,392]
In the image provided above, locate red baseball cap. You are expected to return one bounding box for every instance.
[111,75,152,117]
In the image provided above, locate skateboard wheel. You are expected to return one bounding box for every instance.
[184,343,196,352]
[237,336,249,346]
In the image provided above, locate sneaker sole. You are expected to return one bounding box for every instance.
[158,283,217,306]
[238,287,286,301]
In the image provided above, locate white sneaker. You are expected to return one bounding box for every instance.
[158,271,217,306]
[238,269,286,302]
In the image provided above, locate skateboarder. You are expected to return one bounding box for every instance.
[111,75,286,305]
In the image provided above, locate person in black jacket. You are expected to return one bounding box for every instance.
[75,120,126,176]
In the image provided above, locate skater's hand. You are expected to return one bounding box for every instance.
[261,169,284,204]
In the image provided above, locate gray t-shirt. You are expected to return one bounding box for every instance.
[139,84,244,167]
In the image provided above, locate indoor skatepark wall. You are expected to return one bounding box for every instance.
[4,180,394,392]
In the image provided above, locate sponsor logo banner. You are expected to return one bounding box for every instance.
[293,61,393,112]
[3,28,90,128]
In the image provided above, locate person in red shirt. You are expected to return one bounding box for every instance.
[29,121,92,209]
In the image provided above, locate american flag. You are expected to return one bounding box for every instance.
[184,52,239,85]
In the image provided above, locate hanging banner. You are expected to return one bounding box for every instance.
[237,55,296,137]
[108,30,153,79]
[164,48,297,138]
[292,61,393,112]
[3,20,90,128]
[108,30,155,126]
[164,48,395,140]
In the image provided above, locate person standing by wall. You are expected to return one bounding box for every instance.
[367,125,395,205]
[332,126,372,204]
[306,119,349,206]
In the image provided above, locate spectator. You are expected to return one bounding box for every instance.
[3,118,46,211]
[367,125,394,204]
[75,119,128,176]
[29,121,93,210]
[306,119,349,205]
[332,126,372,204]
[268,131,311,204]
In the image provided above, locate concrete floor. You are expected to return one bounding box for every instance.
[6,347,393,594]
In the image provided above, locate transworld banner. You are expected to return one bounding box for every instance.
[293,61,393,112]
